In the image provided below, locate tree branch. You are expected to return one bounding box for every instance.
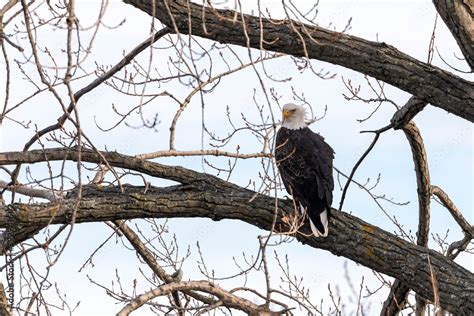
[381,279,409,316]
[403,122,431,247]
[431,185,473,238]
[0,186,471,312]
[382,121,432,315]
[122,0,474,122]
[339,124,389,211]
[116,280,264,316]
[0,148,225,186]
[403,122,432,314]
[0,180,57,201]
[113,220,184,314]
[0,223,43,255]
[138,149,271,160]
[19,27,171,152]
[432,0,474,70]
[390,97,428,130]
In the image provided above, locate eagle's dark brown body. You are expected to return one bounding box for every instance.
[275,126,334,236]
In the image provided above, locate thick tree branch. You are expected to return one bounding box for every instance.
[0,185,472,314]
[403,122,432,314]
[0,187,472,312]
[122,0,474,122]
[432,0,474,70]
[382,121,432,315]
[0,224,43,255]
[403,122,431,247]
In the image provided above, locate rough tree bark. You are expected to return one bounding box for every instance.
[432,0,474,70]
[381,121,433,315]
[0,148,473,315]
[122,0,474,122]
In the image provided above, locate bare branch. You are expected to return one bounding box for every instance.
[431,185,473,238]
[137,149,271,160]
[447,235,472,260]
[339,124,392,211]
[381,280,409,316]
[11,26,171,179]
[116,280,263,316]
[0,180,57,201]
[113,220,253,313]
[0,147,218,186]
[113,220,184,313]
[403,122,431,247]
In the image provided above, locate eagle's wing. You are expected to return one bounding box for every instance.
[304,129,335,206]
[278,128,334,205]
[275,128,299,197]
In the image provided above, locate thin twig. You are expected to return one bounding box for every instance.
[339,123,391,211]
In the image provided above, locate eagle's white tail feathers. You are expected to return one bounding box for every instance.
[309,208,329,237]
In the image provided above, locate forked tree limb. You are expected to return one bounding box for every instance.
[390,97,428,130]
[0,148,472,314]
[116,280,264,316]
[381,121,433,315]
[122,0,474,122]
[113,220,184,314]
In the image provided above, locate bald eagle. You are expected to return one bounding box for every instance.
[275,103,334,237]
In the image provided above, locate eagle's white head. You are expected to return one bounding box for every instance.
[281,103,307,130]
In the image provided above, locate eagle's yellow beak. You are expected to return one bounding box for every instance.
[282,109,291,120]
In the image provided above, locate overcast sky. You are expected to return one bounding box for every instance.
[0,0,472,315]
